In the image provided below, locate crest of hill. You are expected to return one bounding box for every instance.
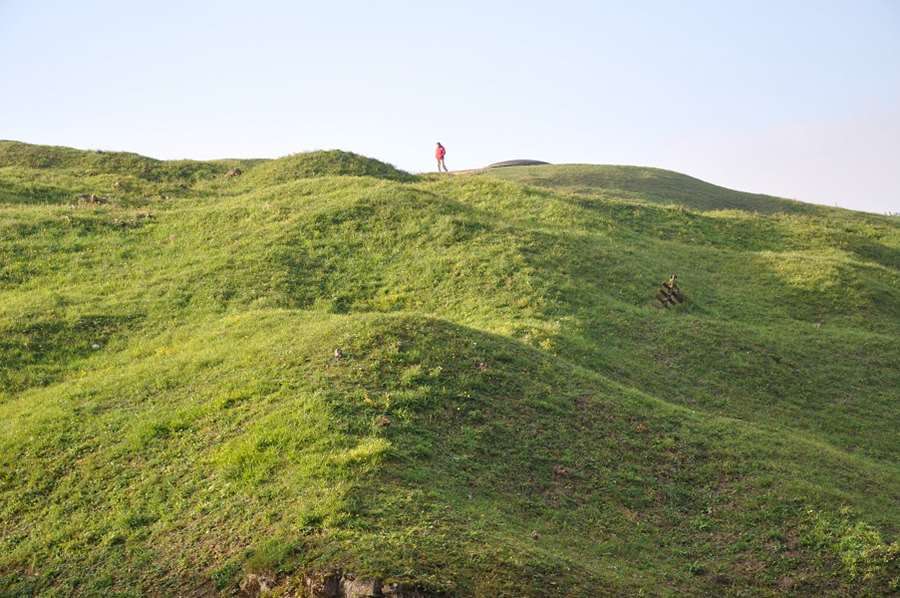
[484,163,818,214]
[244,150,415,184]
[0,140,238,182]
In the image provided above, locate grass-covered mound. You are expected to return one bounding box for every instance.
[0,140,163,173]
[0,141,252,206]
[1,142,898,596]
[243,150,416,185]
[484,163,815,214]
[0,143,413,208]
[0,140,236,183]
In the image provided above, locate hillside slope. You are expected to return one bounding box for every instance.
[1,141,898,596]
[484,164,820,214]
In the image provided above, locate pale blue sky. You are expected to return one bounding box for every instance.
[2,0,898,213]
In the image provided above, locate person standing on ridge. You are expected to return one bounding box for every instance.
[435,142,448,173]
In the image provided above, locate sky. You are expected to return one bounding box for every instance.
[1,0,899,213]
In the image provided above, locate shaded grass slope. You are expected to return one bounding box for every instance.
[0,142,898,596]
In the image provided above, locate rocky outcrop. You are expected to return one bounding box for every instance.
[239,570,438,597]
[75,193,109,205]
[240,573,276,596]
[303,571,434,597]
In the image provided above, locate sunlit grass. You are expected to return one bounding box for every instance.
[0,141,897,596]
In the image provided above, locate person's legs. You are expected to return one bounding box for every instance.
[441,159,448,172]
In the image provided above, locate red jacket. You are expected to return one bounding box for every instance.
[435,145,446,159]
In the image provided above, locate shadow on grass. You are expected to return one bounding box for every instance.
[0,313,143,396]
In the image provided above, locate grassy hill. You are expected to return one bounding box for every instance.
[1,141,897,596]
[484,164,818,214]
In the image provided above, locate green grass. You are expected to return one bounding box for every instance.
[483,163,819,214]
[1,141,897,596]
